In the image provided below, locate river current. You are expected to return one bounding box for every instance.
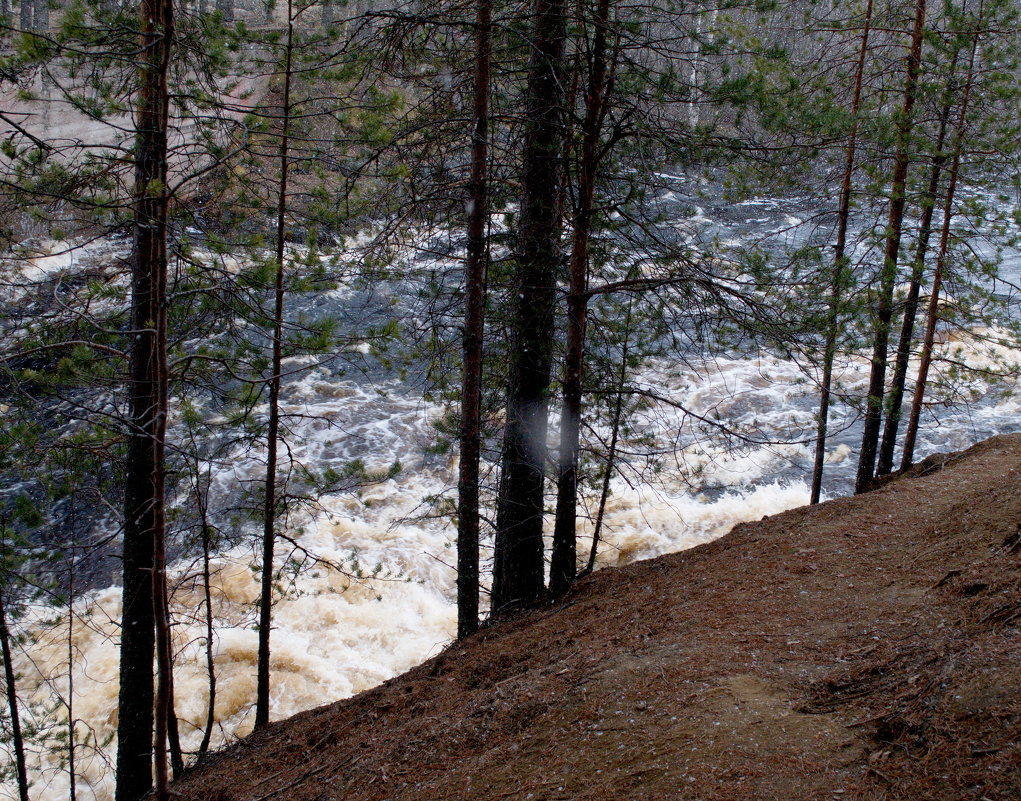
[2,179,1020,800]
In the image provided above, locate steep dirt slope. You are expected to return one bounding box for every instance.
[176,434,1021,801]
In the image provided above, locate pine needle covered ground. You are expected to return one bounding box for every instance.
[174,434,1021,801]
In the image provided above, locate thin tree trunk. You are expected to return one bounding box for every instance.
[0,585,30,801]
[876,74,956,476]
[901,229,946,469]
[198,469,216,759]
[687,8,718,128]
[492,0,567,614]
[854,0,927,494]
[116,0,172,793]
[148,115,173,801]
[901,19,979,470]
[551,0,614,597]
[154,567,170,799]
[584,299,632,575]
[67,554,77,801]
[164,582,183,780]
[20,0,32,33]
[456,0,491,640]
[256,0,293,729]
[810,0,872,505]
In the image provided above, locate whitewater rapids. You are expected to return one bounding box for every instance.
[6,316,1021,801]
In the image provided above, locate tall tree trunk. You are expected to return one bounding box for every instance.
[256,0,293,729]
[67,566,77,801]
[197,470,216,760]
[492,0,567,614]
[584,298,632,575]
[687,8,719,128]
[116,0,172,793]
[810,0,872,504]
[146,0,174,791]
[854,0,927,494]
[810,0,873,505]
[154,522,170,801]
[456,0,491,640]
[0,585,30,801]
[550,0,614,597]
[876,72,956,476]
[164,583,183,780]
[901,19,979,470]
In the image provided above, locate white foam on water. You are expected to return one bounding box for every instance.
[584,479,809,568]
[6,382,820,801]
[7,303,1021,801]
[826,443,852,464]
[0,239,126,302]
[9,506,459,801]
[5,233,1021,801]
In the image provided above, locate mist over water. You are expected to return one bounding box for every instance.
[4,184,1021,800]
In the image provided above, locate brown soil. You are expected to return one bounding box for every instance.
[175,434,1021,801]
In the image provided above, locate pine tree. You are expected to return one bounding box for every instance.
[810,0,873,504]
[855,0,928,494]
[492,0,568,614]
[0,522,29,801]
[116,0,174,796]
[550,0,615,597]
[901,0,983,469]
[876,41,959,476]
[255,0,296,729]
[455,0,492,640]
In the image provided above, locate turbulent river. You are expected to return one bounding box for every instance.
[3,179,1021,800]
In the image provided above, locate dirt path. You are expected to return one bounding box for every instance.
[176,434,1021,801]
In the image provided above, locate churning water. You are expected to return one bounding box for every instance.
[3,181,1021,800]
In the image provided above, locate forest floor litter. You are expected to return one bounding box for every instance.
[174,434,1021,801]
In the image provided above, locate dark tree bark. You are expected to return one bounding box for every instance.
[154,542,171,799]
[67,563,78,801]
[197,472,216,760]
[901,22,979,470]
[876,70,957,476]
[456,0,492,640]
[584,298,632,575]
[163,584,184,781]
[810,0,872,505]
[116,0,172,795]
[854,0,927,494]
[256,0,294,729]
[492,0,567,614]
[0,584,30,801]
[550,0,614,597]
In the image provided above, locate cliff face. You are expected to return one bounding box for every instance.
[176,434,1021,801]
